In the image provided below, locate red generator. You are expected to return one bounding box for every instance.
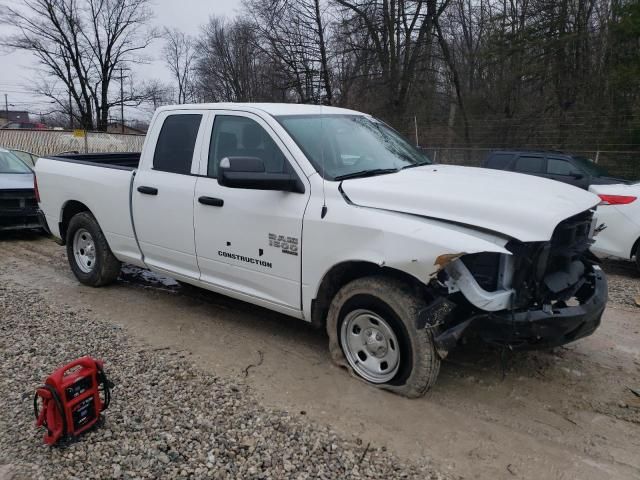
[33,356,112,445]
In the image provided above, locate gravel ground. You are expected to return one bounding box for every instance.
[0,281,446,480]
[600,258,640,308]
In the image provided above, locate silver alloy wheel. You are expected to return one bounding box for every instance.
[340,309,401,383]
[73,228,96,273]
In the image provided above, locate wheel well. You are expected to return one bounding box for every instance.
[60,201,91,244]
[310,261,428,328]
[631,236,640,259]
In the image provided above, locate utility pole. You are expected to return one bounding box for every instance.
[120,67,125,134]
[414,115,420,147]
[4,94,8,120]
[68,90,73,129]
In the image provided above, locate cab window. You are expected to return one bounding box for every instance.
[208,115,289,178]
[153,114,202,174]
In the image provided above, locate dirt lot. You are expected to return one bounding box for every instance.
[1,233,639,480]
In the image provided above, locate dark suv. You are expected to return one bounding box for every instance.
[482,150,626,189]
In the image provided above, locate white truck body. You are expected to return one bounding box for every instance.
[36,103,608,395]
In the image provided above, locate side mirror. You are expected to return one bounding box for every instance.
[572,172,585,180]
[218,157,304,193]
[220,156,265,173]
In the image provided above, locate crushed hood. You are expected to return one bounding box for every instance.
[341,165,600,242]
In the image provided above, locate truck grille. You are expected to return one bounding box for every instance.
[549,210,594,260]
[505,209,596,307]
[541,209,595,302]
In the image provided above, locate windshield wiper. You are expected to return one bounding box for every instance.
[401,161,431,170]
[334,168,398,181]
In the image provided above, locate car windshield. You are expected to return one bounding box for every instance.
[276,114,430,180]
[573,156,610,177]
[10,149,36,167]
[0,150,32,174]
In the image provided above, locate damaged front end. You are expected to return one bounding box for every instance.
[427,210,608,356]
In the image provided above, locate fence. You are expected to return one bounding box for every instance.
[1,128,637,180]
[421,147,640,180]
[0,129,145,157]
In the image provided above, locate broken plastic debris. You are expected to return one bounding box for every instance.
[433,252,466,269]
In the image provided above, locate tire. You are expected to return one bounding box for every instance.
[635,244,640,274]
[326,276,441,398]
[65,212,121,287]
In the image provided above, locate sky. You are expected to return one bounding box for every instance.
[0,0,241,122]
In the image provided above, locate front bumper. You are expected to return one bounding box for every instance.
[474,266,607,349]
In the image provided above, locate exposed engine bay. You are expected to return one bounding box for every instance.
[427,209,608,355]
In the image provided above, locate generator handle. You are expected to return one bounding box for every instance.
[48,356,97,387]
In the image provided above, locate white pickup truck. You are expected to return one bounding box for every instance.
[36,103,608,397]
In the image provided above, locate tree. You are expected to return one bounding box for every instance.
[333,0,451,124]
[196,16,280,102]
[163,28,197,104]
[245,0,334,104]
[3,0,155,130]
[139,79,172,114]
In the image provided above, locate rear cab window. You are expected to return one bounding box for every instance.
[153,114,203,174]
[514,155,545,174]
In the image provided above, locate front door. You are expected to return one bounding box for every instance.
[194,111,309,310]
[545,156,587,188]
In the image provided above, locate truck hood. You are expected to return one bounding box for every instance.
[0,173,34,190]
[341,165,600,242]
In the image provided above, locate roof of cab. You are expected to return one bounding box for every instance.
[154,103,364,117]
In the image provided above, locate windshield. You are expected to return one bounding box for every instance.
[10,149,36,167]
[573,156,610,177]
[0,150,32,174]
[276,114,430,180]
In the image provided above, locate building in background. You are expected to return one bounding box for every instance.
[0,110,31,128]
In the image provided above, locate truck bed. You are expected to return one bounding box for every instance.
[50,152,141,170]
[36,155,142,264]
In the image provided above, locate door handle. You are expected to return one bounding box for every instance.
[137,186,158,195]
[198,196,224,207]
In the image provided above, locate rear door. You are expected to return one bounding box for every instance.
[193,111,309,310]
[132,110,209,278]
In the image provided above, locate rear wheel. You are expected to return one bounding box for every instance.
[326,276,440,398]
[635,243,640,273]
[66,212,120,287]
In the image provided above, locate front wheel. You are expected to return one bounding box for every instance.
[66,212,121,287]
[326,276,440,398]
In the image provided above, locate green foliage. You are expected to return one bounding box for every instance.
[609,1,640,93]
